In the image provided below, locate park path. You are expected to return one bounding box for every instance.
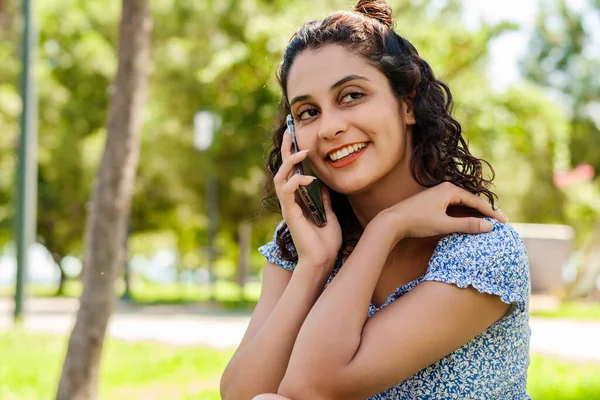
[1,297,600,362]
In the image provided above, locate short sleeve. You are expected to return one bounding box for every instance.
[258,220,298,272]
[423,218,530,314]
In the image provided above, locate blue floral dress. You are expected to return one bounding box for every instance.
[258,218,531,399]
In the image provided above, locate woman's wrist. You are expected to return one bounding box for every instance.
[366,212,407,250]
[294,259,334,288]
[369,210,408,247]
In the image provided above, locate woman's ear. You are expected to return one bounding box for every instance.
[403,94,416,125]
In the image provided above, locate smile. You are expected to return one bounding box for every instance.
[327,142,369,168]
[328,142,368,161]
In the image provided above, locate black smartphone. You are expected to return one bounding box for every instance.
[286,114,327,227]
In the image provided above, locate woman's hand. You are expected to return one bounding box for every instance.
[273,129,342,275]
[373,182,508,245]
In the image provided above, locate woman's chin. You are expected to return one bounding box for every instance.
[327,177,374,196]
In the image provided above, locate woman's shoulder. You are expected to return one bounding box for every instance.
[258,220,298,272]
[439,217,526,257]
[424,218,530,307]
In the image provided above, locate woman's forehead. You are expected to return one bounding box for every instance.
[287,45,381,98]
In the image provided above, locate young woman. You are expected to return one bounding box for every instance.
[220,1,531,399]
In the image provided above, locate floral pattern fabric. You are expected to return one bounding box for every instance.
[258,218,531,399]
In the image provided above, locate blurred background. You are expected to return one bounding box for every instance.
[0,0,599,399]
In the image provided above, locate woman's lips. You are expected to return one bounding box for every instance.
[327,144,368,168]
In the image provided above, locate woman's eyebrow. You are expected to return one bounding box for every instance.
[331,74,370,91]
[289,74,371,107]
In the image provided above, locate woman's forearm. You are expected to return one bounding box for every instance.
[282,222,395,388]
[220,264,327,400]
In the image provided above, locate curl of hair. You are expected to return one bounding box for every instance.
[354,0,394,29]
[261,0,496,262]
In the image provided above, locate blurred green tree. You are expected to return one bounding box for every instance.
[522,0,600,174]
[56,0,152,398]
[0,1,20,248]
[0,0,587,295]
[521,0,600,296]
[35,0,119,293]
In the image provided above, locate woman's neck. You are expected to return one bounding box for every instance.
[348,161,425,229]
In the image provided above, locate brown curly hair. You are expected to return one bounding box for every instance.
[262,0,496,262]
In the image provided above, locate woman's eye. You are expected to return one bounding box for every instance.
[341,92,364,104]
[297,108,319,121]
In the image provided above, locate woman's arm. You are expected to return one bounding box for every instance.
[277,184,509,399]
[278,222,396,397]
[220,261,328,400]
[225,115,343,399]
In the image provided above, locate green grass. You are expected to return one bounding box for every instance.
[528,355,600,399]
[0,329,234,400]
[1,330,600,399]
[530,300,600,321]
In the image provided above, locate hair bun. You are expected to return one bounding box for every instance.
[354,0,394,29]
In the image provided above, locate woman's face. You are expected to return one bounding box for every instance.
[286,44,415,195]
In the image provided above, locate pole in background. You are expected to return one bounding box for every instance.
[194,110,219,302]
[14,0,38,322]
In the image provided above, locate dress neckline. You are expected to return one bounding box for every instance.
[366,218,497,310]
[338,231,453,311]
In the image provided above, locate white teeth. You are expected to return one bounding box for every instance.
[329,142,367,161]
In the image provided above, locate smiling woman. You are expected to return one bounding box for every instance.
[220,1,531,399]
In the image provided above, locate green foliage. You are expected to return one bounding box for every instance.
[0,1,21,248]
[24,0,119,266]
[523,0,600,120]
[475,83,570,223]
[521,0,600,244]
[1,0,596,283]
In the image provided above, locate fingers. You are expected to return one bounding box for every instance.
[277,174,316,218]
[281,127,293,159]
[275,164,315,213]
[273,149,309,187]
[443,183,507,223]
[448,217,494,234]
[281,174,316,196]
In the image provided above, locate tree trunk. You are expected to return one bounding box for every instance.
[51,252,67,296]
[55,1,151,399]
[0,0,6,29]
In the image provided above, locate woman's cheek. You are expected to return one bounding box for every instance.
[297,132,318,152]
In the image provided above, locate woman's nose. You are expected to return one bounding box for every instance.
[317,110,348,140]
